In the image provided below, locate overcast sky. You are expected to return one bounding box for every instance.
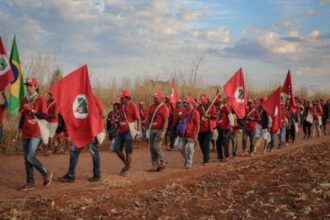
[1,0,330,91]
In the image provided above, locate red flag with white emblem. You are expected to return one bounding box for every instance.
[49,64,104,148]
[224,68,247,119]
[0,37,14,91]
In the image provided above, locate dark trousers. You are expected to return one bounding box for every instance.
[169,127,178,149]
[242,128,256,153]
[198,131,213,163]
[216,128,230,159]
[303,121,312,138]
[286,125,296,143]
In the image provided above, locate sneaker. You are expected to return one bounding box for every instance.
[43,171,53,187]
[19,183,35,191]
[88,175,101,182]
[58,174,75,183]
[202,162,209,166]
[185,164,192,169]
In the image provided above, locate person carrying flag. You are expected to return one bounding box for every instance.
[197,93,217,165]
[59,95,106,183]
[18,78,52,191]
[147,91,169,172]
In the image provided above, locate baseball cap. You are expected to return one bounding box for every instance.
[153,91,163,100]
[24,78,38,87]
[120,90,131,98]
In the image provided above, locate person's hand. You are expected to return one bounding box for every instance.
[204,113,209,118]
[24,104,33,112]
[135,132,141,142]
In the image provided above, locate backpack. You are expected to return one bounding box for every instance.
[176,110,195,137]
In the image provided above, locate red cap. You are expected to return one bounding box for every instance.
[25,78,38,87]
[185,96,196,105]
[248,98,253,104]
[153,91,163,100]
[139,101,145,106]
[260,97,267,103]
[120,90,131,98]
[200,93,209,102]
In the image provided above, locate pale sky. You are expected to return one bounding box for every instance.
[1,0,330,91]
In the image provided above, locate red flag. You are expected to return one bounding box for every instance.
[262,87,282,133]
[282,70,297,112]
[224,68,247,119]
[0,37,14,91]
[169,79,178,106]
[49,65,104,148]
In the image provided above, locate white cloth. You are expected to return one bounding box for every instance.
[49,122,59,138]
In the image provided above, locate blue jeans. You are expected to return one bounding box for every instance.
[23,137,48,184]
[68,139,100,177]
[149,129,166,167]
[178,137,195,166]
[242,128,256,153]
[279,126,286,145]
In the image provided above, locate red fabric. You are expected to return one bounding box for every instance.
[117,102,140,133]
[172,107,185,127]
[49,65,104,148]
[245,107,260,130]
[217,105,231,129]
[140,108,149,128]
[94,95,105,114]
[262,87,282,133]
[0,105,6,124]
[224,68,247,119]
[47,100,58,123]
[282,70,297,113]
[184,109,200,138]
[0,37,14,91]
[20,96,47,139]
[149,103,169,129]
[197,103,217,132]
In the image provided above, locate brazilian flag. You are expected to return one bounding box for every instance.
[9,36,26,115]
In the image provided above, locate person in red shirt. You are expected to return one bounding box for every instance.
[147,91,169,172]
[164,96,173,146]
[18,78,52,191]
[215,96,233,161]
[107,100,120,142]
[43,92,59,156]
[138,101,149,141]
[312,100,322,138]
[197,93,217,165]
[0,91,8,153]
[242,99,260,156]
[168,100,184,151]
[177,97,200,169]
[114,90,141,176]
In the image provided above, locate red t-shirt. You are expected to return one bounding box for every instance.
[20,96,48,139]
[172,107,185,127]
[0,105,6,125]
[245,107,260,130]
[217,105,231,129]
[197,104,217,132]
[117,102,140,133]
[184,109,200,138]
[47,100,58,123]
[149,103,169,130]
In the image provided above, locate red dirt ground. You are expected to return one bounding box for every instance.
[0,133,329,219]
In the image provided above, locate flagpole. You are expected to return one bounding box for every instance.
[206,87,223,114]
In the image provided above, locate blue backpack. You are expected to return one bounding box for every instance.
[176,110,195,137]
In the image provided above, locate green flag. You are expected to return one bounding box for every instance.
[9,36,26,115]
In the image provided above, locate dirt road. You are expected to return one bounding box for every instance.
[0,135,329,219]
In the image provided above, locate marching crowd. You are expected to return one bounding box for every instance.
[0,77,329,191]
